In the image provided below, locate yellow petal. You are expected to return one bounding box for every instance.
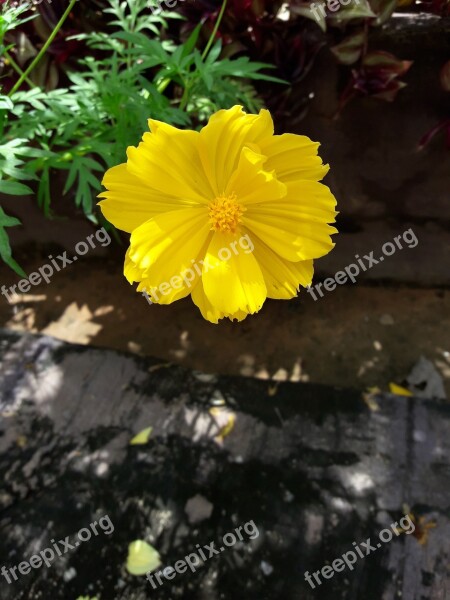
[130,427,153,445]
[252,237,314,299]
[130,212,211,305]
[124,248,142,284]
[242,216,334,262]
[243,181,337,261]
[198,106,274,195]
[202,231,267,315]
[225,147,287,205]
[191,277,226,324]
[225,308,250,322]
[127,125,213,205]
[191,277,248,324]
[99,164,185,233]
[138,279,192,305]
[126,540,161,576]
[260,133,330,182]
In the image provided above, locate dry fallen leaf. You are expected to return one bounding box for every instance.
[389,382,413,397]
[130,427,153,445]
[209,407,236,444]
[42,302,101,344]
[126,540,161,576]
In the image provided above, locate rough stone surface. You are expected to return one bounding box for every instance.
[0,330,449,599]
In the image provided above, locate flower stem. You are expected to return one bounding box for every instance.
[178,0,227,112]
[4,51,36,89]
[201,0,228,61]
[8,0,78,97]
[178,81,191,112]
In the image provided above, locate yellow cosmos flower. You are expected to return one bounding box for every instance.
[98,105,337,324]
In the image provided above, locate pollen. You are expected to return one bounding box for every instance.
[208,193,245,233]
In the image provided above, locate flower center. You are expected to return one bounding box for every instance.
[208,193,245,233]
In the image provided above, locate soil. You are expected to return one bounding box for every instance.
[1,247,449,397]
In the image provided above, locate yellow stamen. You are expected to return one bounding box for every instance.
[208,193,245,233]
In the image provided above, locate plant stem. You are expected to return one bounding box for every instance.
[178,81,191,112]
[4,51,36,89]
[177,0,227,112]
[8,0,78,96]
[201,0,228,61]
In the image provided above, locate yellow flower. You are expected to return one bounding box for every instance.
[98,105,337,323]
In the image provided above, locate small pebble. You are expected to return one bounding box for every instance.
[283,490,294,503]
[185,494,214,524]
[260,561,274,576]
[193,372,216,383]
[380,314,394,325]
[413,430,426,443]
[63,567,77,582]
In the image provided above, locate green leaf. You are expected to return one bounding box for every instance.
[1,163,37,181]
[0,95,13,110]
[194,49,214,90]
[62,158,78,195]
[0,180,33,195]
[363,51,413,75]
[370,0,397,24]
[181,22,203,58]
[37,166,51,216]
[290,4,327,32]
[205,39,222,65]
[0,207,26,278]
[211,56,283,82]
[331,31,365,65]
[78,156,104,172]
